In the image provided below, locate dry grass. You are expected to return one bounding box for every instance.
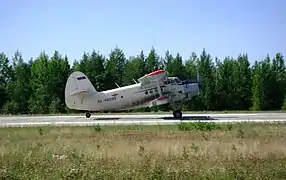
[1,123,286,179]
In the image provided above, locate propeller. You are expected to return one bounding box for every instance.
[195,60,203,92]
[196,65,200,83]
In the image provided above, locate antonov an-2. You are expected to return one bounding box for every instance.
[65,69,201,119]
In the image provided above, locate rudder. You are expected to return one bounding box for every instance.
[65,71,97,110]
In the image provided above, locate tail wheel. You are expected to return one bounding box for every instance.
[173,110,182,119]
[86,112,91,118]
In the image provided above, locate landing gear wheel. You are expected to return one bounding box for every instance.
[85,112,91,118]
[173,110,182,119]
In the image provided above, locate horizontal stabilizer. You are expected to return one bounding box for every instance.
[69,89,88,96]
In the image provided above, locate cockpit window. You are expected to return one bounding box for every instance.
[164,80,171,84]
[170,79,176,84]
[164,78,181,85]
[175,79,180,84]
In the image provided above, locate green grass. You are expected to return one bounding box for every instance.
[1,123,286,179]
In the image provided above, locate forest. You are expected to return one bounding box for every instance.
[0,47,285,114]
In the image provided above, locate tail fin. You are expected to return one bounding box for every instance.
[65,71,97,110]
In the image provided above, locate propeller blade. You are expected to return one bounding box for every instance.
[195,61,200,83]
[195,61,203,91]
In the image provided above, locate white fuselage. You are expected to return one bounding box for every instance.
[81,83,158,111]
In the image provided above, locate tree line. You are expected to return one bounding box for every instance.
[0,47,285,114]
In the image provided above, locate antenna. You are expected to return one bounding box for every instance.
[115,83,120,88]
[132,78,138,84]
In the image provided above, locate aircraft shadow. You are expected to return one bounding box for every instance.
[162,116,217,120]
[92,116,216,121]
[93,117,121,120]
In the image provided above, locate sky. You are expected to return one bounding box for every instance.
[1,0,285,65]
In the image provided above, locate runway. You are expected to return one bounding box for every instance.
[1,112,286,127]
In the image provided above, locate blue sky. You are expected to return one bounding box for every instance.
[1,0,285,65]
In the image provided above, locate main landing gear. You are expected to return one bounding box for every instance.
[170,101,183,119]
[173,110,182,119]
[85,112,91,118]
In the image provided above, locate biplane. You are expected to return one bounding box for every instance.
[65,69,201,119]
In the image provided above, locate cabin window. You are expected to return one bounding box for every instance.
[145,91,148,95]
[150,90,153,94]
[178,91,182,93]
[121,96,123,98]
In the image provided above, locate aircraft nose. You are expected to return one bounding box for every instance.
[184,83,199,94]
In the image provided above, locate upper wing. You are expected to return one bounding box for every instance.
[137,70,167,89]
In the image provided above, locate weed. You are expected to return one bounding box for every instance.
[226,124,233,131]
[236,129,245,138]
[138,145,145,157]
[93,124,101,132]
[177,122,222,131]
[38,127,43,135]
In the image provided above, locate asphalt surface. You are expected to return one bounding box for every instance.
[1,113,286,127]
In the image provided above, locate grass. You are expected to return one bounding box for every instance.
[1,123,286,179]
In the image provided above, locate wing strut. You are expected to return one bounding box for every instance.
[155,79,163,97]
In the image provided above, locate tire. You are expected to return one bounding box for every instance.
[86,112,91,118]
[173,110,182,119]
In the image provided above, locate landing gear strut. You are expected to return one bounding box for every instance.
[173,110,182,119]
[85,112,91,118]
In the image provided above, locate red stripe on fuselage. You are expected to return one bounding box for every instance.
[147,70,165,77]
